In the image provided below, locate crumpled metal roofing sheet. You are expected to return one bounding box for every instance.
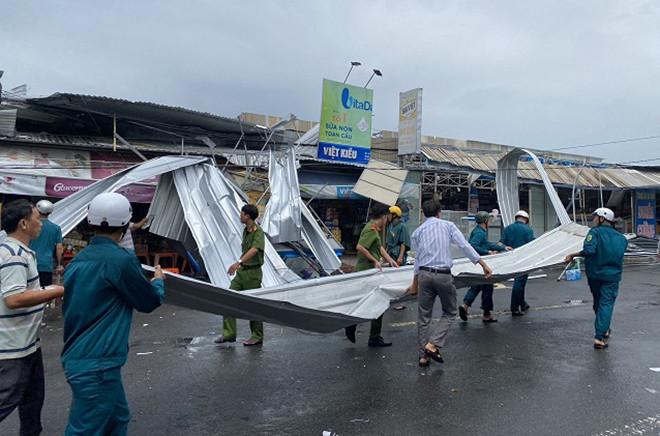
[261,148,303,243]
[145,221,589,332]
[46,155,595,333]
[49,156,300,288]
[261,147,341,273]
[497,148,571,227]
[50,155,209,235]
[299,201,342,273]
[171,163,300,288]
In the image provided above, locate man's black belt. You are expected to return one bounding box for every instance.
[419,266,451,274]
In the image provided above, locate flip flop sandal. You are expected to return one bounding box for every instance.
[424,347,444,363]
[482,318,498,323]
[593,340,609,349]
[459,305,468,321]
[419,356,430,367]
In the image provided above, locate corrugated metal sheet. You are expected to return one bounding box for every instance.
[497,148,571,227]
[422,145,660,189]
[0,109,17,136]
[28,93,267,136]
[1,132,251,159]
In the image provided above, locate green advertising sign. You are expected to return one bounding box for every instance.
[317,78,373,165]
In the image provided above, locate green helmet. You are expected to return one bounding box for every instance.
[475,211,491,224]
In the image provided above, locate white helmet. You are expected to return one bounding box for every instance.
[515,210,530,220]
[87,193,132,227]
[593,207,615,222]
[36,200,54,215]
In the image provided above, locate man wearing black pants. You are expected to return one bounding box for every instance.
[29,200,64,286]
[0,200,64,435]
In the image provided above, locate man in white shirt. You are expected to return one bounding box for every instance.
[118,216,149,252]
[409,200,492,367]
[0,199,64,435]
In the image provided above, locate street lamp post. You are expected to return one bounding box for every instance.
[364,69,382,88]
[343,61,362,83]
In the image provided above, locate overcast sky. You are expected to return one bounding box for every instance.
[2,1,659,163]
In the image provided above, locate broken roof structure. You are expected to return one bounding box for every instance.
[45,148,597,333]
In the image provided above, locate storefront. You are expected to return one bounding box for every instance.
[0,145,170,267]
[299,167,421,252]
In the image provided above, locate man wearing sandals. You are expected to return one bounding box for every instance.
[460,211,511,323]
[408,200,493,367]
[564,208,627,349]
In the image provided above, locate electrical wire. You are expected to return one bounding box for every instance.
[549,134,660,152]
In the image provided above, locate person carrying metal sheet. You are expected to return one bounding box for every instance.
[344,203,399,347]
[564,208,627,349]
[29,199,64,286]
[499,210,535,316]
[215,204,267,346]
[460,211,511,323]
[386,205,411,267]
[0,199,65,436]
[408,200,493,367]
[61,193,165,436]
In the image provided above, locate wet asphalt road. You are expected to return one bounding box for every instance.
[2,265,660,436]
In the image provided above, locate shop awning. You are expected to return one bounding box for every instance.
[0,146,156,202]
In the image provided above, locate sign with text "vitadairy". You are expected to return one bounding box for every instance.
[317,78,373,165]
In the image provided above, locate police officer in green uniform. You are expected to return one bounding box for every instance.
[386,205,411,267]
[62,193,165,436]
[460,211,511,322]
[500,210,535,316]
[565,208,627,349]
[345,203,399,347]
[215,204,266,346]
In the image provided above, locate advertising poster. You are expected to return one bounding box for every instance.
[635,190,656,238]
[317,79,373,165]
[397,88,423,155]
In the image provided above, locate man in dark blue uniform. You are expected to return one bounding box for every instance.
[500,210,535,316]
[62,193,165,435]
[565,208,627,349]
[460,211,511,322]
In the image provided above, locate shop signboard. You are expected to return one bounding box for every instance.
[317,78,373,165]
[635,190,656,238]
[45,177,156,203]
[397,88,422,155]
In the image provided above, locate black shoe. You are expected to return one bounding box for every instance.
[522,303,530,313]
[511,310,525,317]
[368,336,392,347]
[344,325,357,343]
[214,336,236,344]
[459,305,468,321]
